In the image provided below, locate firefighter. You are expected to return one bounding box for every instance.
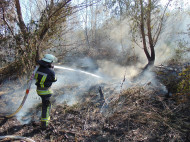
[35,54,57,129]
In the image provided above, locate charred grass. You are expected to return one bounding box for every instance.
[0,85,190,141]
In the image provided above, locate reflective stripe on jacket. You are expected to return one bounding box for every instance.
[37,89,53,95]
[35,71,47,88]
[41,116,50,122]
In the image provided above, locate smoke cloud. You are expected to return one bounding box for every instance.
[97,60,139,80]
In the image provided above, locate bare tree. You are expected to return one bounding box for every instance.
[140,0,171,69]
[105,0,172,69]
[0,0,72,82]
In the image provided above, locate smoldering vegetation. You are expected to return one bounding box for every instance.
[0,7,190,142]
[1,81,190,141]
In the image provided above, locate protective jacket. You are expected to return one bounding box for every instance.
[35,60,57,89]
[35,60,57,128]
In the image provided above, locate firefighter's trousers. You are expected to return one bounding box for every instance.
[39,94,52,128]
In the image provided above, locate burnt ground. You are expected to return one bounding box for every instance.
[0,83,190,142]
[1,64,190,142]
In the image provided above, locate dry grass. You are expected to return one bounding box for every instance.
[0,83,189,141]
[100,86,190,141]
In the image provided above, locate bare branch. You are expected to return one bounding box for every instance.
[14,0,27,37]
[153,0,172,46]
[2,7,14,37]
[48,0,72,21]
[2,7,24,53]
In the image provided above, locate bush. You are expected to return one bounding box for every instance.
[175,66,190,103]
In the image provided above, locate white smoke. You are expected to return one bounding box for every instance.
[97,60,140,80]
[15,84,41,124]
[154,11,190,65]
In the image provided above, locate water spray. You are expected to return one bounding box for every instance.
[0,65,101,119]
[54,65,102,79]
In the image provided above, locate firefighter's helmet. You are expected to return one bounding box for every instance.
[42,54,57,63]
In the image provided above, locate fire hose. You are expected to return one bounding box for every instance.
[3,66,39,118]
[0,135,35,142]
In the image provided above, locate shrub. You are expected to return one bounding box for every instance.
[175,66,190,103]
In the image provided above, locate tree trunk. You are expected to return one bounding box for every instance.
[140,0,151,61]
[84,0,91,49]
[140,0,155,70]
[147,0,155,65]
[15,0,27,40]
